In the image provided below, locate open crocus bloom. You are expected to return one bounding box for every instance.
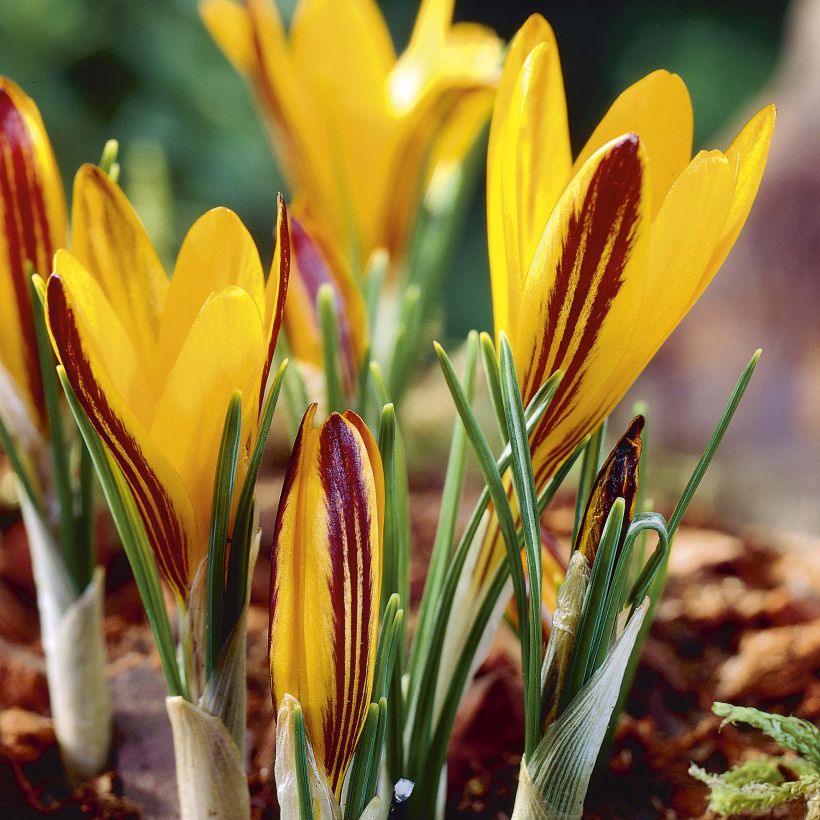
[473,13,774,593]
[201,0,501,272]
[270,404,384,797]
[0,77,67,449]
[46,166,290,597]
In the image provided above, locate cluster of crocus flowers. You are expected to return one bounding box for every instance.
[0,78,66,460]
[470,13,774,603]
[201,0,502,275]
[46,169,290,599]
[270,404,384,802]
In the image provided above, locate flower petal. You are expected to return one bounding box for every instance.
[574,416,643,563]
[71,164,168,392]
[488,14,571,334]
[270,407,383,795]
[155,207,265,383]
[150,285,265,565]
[261,194,290,405]
[572,70,693,215]
[697,104,776,307]
[0,78,67,429]
[516,134,649,488]
[47,256,195,595]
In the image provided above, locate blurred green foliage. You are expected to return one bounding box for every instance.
[0,0,788,339]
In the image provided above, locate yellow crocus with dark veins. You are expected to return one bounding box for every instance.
[475,13,775,591]
[46,168,290,597]
[0,78,67,446]
[200,0,501,271]
[270,404,384,797]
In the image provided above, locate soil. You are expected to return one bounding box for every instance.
[0,466,818,819]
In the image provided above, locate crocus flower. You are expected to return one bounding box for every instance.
[201,0,501,272]
[0,78,67,450]
[46,167,290,597]
[283,212,367,400]
[475,14,774,590]
[269,404,384,796]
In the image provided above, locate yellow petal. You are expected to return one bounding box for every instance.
[488,15,571,334]
[516,134,650,489]
[572,70,693,215]
[635,149,733,359]
[0,78,67,430]
[199,0,255,74]
[156,207,265,380]
[150,285,265,567]
[270,406,383,795]
[261,194,291,405]
[71,164,168,392]
[697,104,775,307]
[46,257,196,596]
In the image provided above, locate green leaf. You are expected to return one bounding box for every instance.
[515,599,650,820]
[205,391,243,680]
[560,499,625,713]
[409,330,478,688]
[58,367,184,698]
[498,331,543,757]
[294,704,316,820]
[317,283,345,414]
[386,283,422,404]
[224,359,287,635]
[343,702,380,820]
[479,331,507,446]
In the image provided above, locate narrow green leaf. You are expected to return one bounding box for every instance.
[499,331,543,757]
[294,705,316,820]
[205,392,243,680]
[387,284,422,403]
[0,407,41,518]
[224,359,288,634]
[98,138,120,181]
[560,498,625,713]
[409,331,478,686]
[58,367,183,697]
[317,283,345,414]
[479,331,507,446]
[343,702,380,820]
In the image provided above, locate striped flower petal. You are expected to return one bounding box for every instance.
[574,416,644,563]
[283,213,365,398]
[47,253,196,596]
[270,405,384,795]
[0,78,67,433]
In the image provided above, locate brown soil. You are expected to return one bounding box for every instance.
[0,468,818,818]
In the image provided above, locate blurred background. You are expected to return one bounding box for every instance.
[1,0,816,532]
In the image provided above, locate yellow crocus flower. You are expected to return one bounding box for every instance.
[0,78,67,450]
[46,169,290,597]
[270,403,384,796]
[200,0,501,272]
[475,14,775,590]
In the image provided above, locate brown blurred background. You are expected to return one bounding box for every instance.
[0,0,816,532]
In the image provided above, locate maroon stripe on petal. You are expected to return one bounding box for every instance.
[47,276,190,595]
[525,135,643,477]
[318,413,375,793]
[0,90,55,420]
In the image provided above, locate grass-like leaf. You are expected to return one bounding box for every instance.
[317,283,345,414]
[499,331,543,757]
[293,704,315,820]
[205,391,243,680]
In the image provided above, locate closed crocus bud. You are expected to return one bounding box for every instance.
[270,404,384,797]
